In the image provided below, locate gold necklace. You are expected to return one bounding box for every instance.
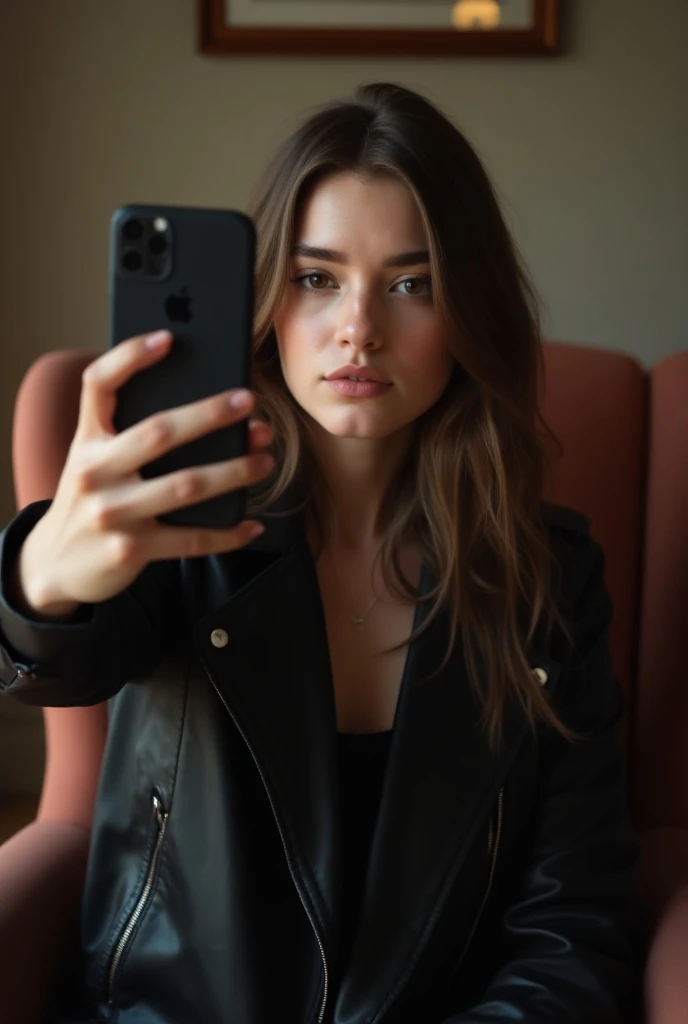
[349,593,379,633]
[326,550,380,633]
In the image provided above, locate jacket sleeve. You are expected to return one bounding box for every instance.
[443,533,645,1023]
[0,499,179,707]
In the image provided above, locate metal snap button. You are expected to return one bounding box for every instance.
[533,667,548,686]
[210,628,229,649]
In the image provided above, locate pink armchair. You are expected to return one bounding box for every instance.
[1,340,687,1023]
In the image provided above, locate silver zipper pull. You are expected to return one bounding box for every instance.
[107,790,169,1006]
[153,792,168,830]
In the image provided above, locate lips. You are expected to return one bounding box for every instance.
[325,364,390,384]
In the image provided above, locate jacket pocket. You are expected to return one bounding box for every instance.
[105,788,169,1008]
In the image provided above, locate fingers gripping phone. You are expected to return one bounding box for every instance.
[108,204,255,531]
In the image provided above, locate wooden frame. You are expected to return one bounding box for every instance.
[197,0,559,58]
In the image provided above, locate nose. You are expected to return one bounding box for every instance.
[333,290,382,352]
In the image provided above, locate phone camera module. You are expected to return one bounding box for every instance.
[115,212,172,279]
[122,249,143,272]
[122,218,144,241]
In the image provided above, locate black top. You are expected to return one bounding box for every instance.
[336,728,393,979]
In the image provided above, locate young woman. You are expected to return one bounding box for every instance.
[0,83,643,1023]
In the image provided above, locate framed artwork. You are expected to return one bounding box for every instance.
[198,0,559,57]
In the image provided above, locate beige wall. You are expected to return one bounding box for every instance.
[0,0,686,789]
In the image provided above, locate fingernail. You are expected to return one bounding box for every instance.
[146,331,170,349]
[247,522,265,538]
[229,389,252,409]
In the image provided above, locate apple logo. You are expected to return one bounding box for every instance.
[165,287,193,323]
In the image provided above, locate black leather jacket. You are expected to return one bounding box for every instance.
[0,498,644,1024]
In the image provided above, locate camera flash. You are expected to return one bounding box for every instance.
[153,217,168,232]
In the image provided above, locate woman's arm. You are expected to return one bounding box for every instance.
[442,537,646,1023]
[0,499,178,707]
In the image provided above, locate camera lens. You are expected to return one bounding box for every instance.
[149,234,168,255]
[122,218,144,240]
[122,249,143,271]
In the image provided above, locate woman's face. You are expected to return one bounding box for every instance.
[274,172,455,442]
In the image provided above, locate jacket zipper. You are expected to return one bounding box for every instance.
[204,671,329,1024]
[449,786,504,985]
[107,791,168,1006]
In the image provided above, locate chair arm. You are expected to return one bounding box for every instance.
[0,819,90,1024]
[645,878,688,1024]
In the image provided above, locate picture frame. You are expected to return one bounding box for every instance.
[197,0,559,57]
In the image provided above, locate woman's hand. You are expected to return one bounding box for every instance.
[16,330,273,613]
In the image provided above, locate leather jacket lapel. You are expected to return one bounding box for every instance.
[193,535,343,959]
[333,570,534,1022]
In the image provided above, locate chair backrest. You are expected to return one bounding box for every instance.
[634,352,688,918]
[10,341,688,921]
[539,342,647,712]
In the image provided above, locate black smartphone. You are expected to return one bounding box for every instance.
[108,203,255,531]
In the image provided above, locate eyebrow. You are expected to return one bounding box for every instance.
[291,243,430,268]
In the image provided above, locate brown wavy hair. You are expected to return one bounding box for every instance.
[246,82,575,751]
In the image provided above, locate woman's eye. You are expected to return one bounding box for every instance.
[293,272,431,296]
[295,272,332,291]
[394,276,432,297]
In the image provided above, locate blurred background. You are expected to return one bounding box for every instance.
[0,0,686,804]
